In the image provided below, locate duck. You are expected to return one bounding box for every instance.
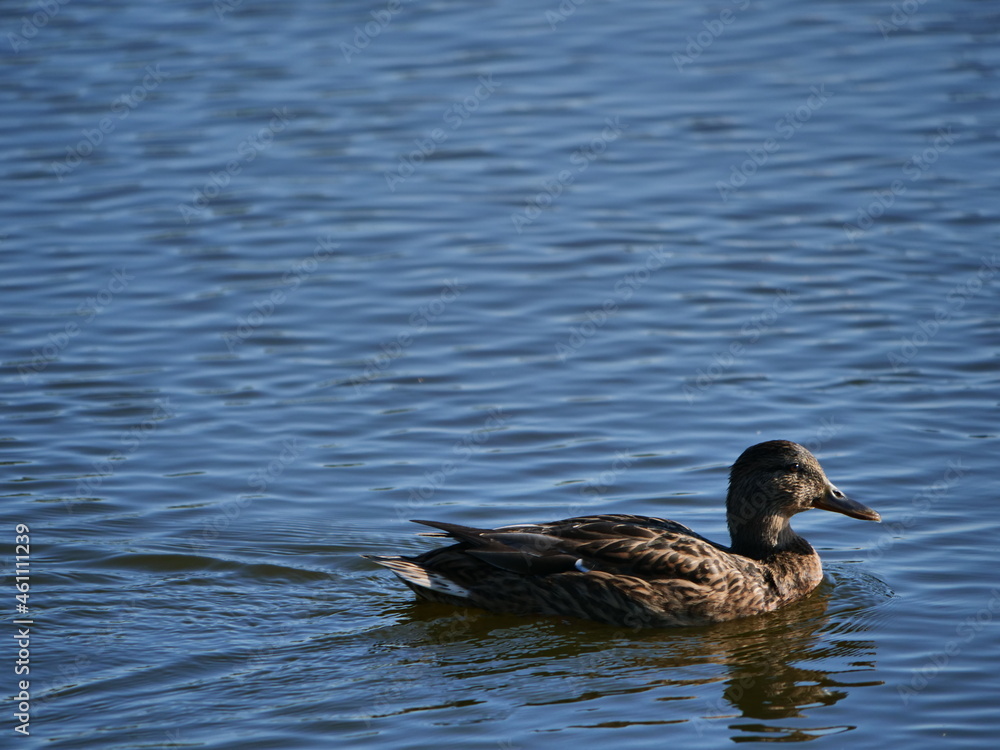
[364,440,880,628]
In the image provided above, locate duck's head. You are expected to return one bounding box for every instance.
[726,440,880,553]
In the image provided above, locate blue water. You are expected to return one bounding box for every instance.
[2,0,999,747]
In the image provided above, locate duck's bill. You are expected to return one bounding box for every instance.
[813,487,881,522]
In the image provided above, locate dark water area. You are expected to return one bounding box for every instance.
[2,0,999,747]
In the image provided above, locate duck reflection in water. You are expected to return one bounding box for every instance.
[374,572,885,743]
[686,579,884,741]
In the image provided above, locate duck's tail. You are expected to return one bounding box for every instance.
[362,555,472,600]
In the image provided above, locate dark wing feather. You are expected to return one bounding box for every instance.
[412,519,580,575]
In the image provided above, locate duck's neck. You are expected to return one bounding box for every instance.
[730,515,823,601]
[728,514,814,560]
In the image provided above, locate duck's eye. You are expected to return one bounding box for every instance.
[784,462,801,474]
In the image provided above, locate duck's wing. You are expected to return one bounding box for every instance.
[412,515,735,583]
